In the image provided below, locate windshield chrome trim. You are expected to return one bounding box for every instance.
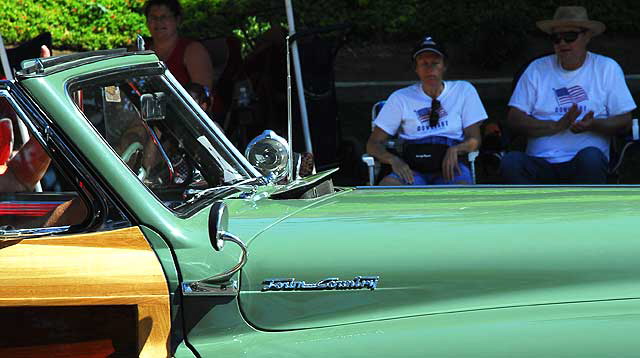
[17,50,155,78]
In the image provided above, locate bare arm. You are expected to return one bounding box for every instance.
[0,169,28,192]
[571,111,632,136]
[44,198,88,227]
[3,138,51,192]
[184,41,214,90]
[442,121,482,182]
[366,126,413,184]
[455,122,482,154]
[366,127,395,165]
[507,105,580,137]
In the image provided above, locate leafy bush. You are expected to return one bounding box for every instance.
[0,0,148,50]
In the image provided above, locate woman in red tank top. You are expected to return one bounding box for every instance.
[144,0,214,92]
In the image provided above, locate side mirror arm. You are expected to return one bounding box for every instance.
[181,201,247,296]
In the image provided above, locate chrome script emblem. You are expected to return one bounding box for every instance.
[261,276,379,292]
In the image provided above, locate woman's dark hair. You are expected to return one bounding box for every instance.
[144,0,182,18]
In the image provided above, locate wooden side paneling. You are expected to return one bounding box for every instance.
[0,226,171,357]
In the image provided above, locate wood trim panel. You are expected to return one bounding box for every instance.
[0,226,170,357]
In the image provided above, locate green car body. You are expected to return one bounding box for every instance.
[0,50,638,357]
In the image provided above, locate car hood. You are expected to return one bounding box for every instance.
[232,186,640,331]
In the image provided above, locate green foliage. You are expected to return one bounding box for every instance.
[0,0,639,52]
[0,0,148,50]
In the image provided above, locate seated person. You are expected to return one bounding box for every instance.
[144,0,214,92]
[0,117,84,229]
[366,35,486,185]
[0,45,89,230]
[500,6,636,184]
[1,45,52,193]
[0,137,51,192]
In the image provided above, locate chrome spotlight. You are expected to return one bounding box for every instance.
[245,130,290,182]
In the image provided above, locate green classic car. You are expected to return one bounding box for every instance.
[0,49,639,357]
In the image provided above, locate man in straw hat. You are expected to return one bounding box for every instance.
[501,6,636,184]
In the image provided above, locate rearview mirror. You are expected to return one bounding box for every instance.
[140,92,166,121]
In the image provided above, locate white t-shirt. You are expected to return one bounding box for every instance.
[374,81,487,141]
[509,52,637,163]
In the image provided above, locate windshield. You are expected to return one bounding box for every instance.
[69,68,253,210]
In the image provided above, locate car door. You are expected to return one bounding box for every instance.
[0,83,173,357]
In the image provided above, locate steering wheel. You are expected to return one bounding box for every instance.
[121,142,147,181]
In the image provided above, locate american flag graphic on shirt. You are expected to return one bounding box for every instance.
[416,106,447,122]
[554,86,589,106]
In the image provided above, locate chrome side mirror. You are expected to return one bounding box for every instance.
[209,201,229,251]
[245,130,290,182]
[199,201,247,284]
[181,202,249,295]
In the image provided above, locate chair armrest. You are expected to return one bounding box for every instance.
[361,154,375,167]
[468,151,479,184]
[361,154,375,186]
[467,150,479,163]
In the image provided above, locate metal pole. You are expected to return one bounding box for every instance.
[0,34,12,81]
[284,0,313,155]
[286,36,294,182]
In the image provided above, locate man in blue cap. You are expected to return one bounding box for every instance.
[366,35,486,185]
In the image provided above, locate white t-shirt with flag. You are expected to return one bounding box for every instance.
[374,81,487,141]
[509,52,637,163]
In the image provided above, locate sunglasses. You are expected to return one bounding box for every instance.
[429,99,441,127]
[550,30,586,44]
[147,15,175,23]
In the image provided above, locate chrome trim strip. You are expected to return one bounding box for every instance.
[0,226,71,241]
[181,280,238,297]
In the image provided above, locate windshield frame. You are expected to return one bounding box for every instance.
[64,62,262,214]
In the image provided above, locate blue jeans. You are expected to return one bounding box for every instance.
[500,147,608,184]
[388,136,472,185]
[388,162,473,185]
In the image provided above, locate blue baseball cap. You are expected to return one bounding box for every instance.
[412,35,447,60]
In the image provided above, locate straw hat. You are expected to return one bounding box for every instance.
[536,6,605,35]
